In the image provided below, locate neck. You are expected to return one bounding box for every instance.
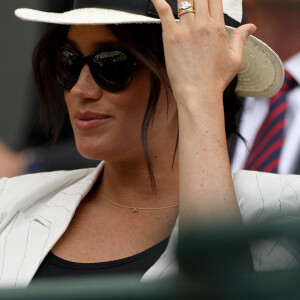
[97,158,179,206]
[244,1,300,61]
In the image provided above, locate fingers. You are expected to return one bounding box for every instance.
[207,0,224,23]
[151,0,176,31]
[228,24,257,66]
[152,0,223,28]
[194,0,209,21]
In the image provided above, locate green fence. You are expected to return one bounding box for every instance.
[1,221,300,299]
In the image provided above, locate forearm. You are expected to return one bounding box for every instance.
[177,93,240,230]
[150,0,255,231]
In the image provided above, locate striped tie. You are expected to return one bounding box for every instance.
[244,70,298,173]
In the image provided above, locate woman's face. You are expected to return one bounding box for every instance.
[64,25,177,162]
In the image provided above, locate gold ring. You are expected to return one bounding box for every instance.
[178,8,195,17]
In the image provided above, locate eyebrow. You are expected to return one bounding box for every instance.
[65,39,122,49]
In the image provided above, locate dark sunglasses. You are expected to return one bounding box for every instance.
[51,46,138,92]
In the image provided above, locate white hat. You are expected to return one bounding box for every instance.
[15,0,284,98]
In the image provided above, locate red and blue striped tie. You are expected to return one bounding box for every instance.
[244,70,298,173]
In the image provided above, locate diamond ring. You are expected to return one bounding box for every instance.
[178,1,195,17]
[179,1,193,10]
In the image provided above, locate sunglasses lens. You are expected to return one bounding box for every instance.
[92,50,135,91]
[52,48,136,91]
[53,48,82,90]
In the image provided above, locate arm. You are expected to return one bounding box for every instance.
[177,91,238,227]
[151,0,256,230]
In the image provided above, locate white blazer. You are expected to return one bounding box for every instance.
[1,162,300,288]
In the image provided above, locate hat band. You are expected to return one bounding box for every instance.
[73,0,177,17]
[73,0,240,28]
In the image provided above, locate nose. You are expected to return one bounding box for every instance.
[70,64,103,101]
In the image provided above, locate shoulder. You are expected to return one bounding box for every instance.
[0,168,95,196]
[0,164,103,232]
[232,170,300,224]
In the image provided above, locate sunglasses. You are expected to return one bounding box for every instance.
[51,46,138,92]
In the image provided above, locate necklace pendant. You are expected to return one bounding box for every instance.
[133,208,138,212]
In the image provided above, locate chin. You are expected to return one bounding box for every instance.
[75,139,121,161]
[74,137,103,160]
[74,132,142,162]
[76,144,105,161]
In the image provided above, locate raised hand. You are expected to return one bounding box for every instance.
[151,0,256,104]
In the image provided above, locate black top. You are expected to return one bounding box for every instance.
[32,237,169,281]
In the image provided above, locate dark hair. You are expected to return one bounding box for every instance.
[33,24,242,192]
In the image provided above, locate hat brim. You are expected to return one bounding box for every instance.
[15,7,284,98]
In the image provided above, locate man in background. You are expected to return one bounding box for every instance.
[231,0,300,174]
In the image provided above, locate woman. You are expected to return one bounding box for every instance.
[1,0,297,288]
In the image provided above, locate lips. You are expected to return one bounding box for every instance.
[75,111,112,130]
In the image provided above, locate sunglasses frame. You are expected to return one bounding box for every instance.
[51,46,138,92]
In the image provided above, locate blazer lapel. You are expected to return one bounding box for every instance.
[0,162,104,287]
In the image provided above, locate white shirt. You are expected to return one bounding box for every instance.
[231,52,300,174]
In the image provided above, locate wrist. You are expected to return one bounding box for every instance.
[174,90,224,109]
[176,92,225,121]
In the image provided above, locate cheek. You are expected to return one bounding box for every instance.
[113,67,151,123]
[126,67,151,106]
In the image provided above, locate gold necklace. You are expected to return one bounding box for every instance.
[100,193,179,213]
